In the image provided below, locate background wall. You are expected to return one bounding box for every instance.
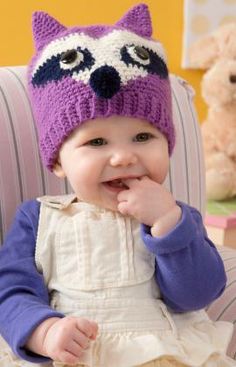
[0,0,206,122]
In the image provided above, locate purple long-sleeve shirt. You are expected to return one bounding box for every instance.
[0,199,226,363]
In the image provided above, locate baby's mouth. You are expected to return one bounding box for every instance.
[105,178,129,189]
[102,178,129,192]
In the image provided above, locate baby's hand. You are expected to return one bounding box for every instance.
[27,316,98,365]
[42,316,98,364]
[43,317,98,364]
[117,176,181,235]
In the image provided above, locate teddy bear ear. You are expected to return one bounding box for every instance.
[188,34,219,69]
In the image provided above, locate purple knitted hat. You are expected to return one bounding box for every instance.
[28,3,175,170]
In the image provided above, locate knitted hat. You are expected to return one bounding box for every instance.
[28,3,175,171]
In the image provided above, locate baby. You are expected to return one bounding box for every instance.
[0,3,235,367]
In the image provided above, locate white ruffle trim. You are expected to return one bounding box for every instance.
[0,319,235,367]
[75,319,235,367]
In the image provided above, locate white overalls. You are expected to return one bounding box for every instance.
[0,194,235,367]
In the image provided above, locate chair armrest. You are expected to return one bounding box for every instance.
[207,247,236,360]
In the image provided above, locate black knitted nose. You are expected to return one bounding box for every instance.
[89,65,121,99]
[229,74,236,84]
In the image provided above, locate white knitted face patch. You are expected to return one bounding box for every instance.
[32,29,167,86]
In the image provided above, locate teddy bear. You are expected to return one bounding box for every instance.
[189,23,236,201]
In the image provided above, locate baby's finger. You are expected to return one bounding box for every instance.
[117,189,129,202]
[73,331,90,349]
[139,175,150,182]
[117,201,131,216]
[66,339,84,357]
[89,321,99,340]
[121,177,140,188]
[59,349,81,365]
[76,318,98,339]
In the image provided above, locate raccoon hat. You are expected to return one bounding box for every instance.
[28,3,175,170]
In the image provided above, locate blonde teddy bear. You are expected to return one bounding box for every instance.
[189,23,236,200]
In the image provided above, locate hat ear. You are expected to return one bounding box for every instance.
[115,3,152,38]
[32,11,66,51]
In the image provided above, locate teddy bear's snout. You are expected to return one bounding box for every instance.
[229,74,236,83]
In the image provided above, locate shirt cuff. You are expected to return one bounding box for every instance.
[14,307,64,363]
[140,202,196,255]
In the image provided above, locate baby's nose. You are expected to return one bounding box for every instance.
[110,151,137,166]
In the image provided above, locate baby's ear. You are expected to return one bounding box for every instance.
[189,34,219,69]
[53,161,66,178]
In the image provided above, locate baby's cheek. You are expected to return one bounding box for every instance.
[155,152,169,179]
[152,166,169,184]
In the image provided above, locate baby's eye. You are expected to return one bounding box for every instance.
[134,133,153,142]
[87,138,107,146]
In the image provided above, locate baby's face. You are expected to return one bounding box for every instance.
[53,116,169,211]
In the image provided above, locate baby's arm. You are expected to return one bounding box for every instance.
[0,200,97,365]
[141,202,226,312]
[117,176,226,312]
[0,201,63,362]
